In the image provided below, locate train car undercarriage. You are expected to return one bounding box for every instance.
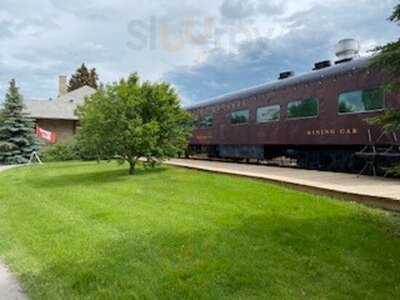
[188,144,400,176]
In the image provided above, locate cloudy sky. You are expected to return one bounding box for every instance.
[0,0,398,105]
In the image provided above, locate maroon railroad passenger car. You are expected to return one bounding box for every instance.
[186,55,400,174]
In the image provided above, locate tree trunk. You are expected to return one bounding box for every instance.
[127,158,138,175]
[129,161,136,175]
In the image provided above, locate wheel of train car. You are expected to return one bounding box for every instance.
[332,151,348,172]
[296,152,309,169]
[309,151,322,170]
[327,151,358,173]
[345,152,364,173]
[318,152,333,171]
[296,150,355,172]
[343,153,356,173]
[298,151,313,170]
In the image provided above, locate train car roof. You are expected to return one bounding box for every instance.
[186,56,371,110]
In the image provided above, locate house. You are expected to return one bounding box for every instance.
[25,76,96,143]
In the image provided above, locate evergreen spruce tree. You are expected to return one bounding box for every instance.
[68,64,99,92]
[0,79,38,165]
[89,68,99,90]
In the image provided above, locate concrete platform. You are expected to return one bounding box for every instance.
[167,159,400,212]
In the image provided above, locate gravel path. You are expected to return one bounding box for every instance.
[0,165,28,300]
[0,165,17,172]
[0,264,28,300]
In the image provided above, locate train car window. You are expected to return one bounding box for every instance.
[256,105,280,123]
[199,114,213,128]
[287,98,319,119]
[231,109,249,124]
[338,88,384,114]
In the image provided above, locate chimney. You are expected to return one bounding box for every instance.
[58,75,67,97]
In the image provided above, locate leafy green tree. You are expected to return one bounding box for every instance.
[369,4,400,175]
[0,79,38,164]
[68,64,99,92]
[371,4,400,105]
[371,4,400,90]
[77,73,193,174]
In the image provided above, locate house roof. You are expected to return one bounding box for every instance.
[186,57,371,110]
[57,86,96,105]
[25,86,96,120]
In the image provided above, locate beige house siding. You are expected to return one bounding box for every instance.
[36,119,77,144]
[25,85,96,144]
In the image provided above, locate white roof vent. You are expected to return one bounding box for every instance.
[335,39,360,63]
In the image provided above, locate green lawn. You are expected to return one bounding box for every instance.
[0,162,399,300]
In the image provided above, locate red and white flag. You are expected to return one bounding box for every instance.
[36,127,57,144]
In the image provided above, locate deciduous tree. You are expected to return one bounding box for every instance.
[370,4,400,175]
[77,74,193,174]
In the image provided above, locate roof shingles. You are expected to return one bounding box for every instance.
[25,86,96,120]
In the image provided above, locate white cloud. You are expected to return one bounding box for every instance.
[0,0,397,105]
[166,0,399,104]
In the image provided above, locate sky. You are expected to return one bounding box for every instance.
[0,0,398,105]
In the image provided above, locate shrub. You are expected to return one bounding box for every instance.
[386,165,400,177]
[41,141,80,162]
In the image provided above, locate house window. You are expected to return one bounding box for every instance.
[338,88,384,114]
[257,105,280,123]
[231,109,249,124]
[288,98,319,119]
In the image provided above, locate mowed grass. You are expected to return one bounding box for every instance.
[0,162,399,300]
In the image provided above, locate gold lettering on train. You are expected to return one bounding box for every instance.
[195,135,212,141]
[307,128,359,136]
